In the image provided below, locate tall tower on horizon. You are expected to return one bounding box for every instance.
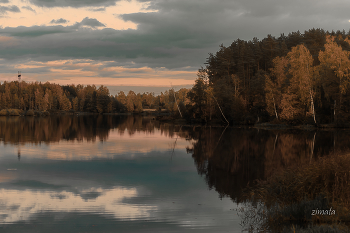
[18,71,21,82]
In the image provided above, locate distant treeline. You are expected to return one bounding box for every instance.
[188,28,350,125]
[0,81,191,114]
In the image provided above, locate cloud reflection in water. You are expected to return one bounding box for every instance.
[0,187,157,224]
[7,128,191,161]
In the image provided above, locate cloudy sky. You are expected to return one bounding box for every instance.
[0,0,350,94]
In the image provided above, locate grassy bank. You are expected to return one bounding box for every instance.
[240,151,350,232]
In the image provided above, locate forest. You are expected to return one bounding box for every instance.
[190,28,350,125]
[1,28,350,125]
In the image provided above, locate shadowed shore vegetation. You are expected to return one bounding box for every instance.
[239,151,350,232]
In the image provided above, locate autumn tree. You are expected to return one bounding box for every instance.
[46,89,53,110]
[96,85,110,113]
[83,85,97,112]
[59,94,72,111]
[116,91,127,112]
[280,44,317,123]
[318,35,350,118]
[126,91,136,112]
[141,92,155,108]
[3,84,11,109]
[265,56,288,119]
[134,93,143,113]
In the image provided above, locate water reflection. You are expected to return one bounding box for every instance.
[0,115,186,144]
[0,115,190,160]
[1,115,350,232]
[185,126,350,203]
[0,115,126,144]
[0,116,237,232]
[0,187,156,223]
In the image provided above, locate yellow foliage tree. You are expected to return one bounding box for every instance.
[286,44,317,123]
[318,35,350,116]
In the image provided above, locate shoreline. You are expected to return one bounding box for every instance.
[1,108,350,129]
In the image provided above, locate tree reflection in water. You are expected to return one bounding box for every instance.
[1,115,350,204]
[184,126,350,203]
[0,115,161,144]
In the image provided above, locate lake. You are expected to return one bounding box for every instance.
[0,115,349,232]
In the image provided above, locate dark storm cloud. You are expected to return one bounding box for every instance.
[50,18,68,24]
[1,0,350,73]
[0,5,20,14]
[22,6,36,12]
[0,25,71,37]
[0,18,104,37]
[28,0,117,8]
[89,7,105,12]
[73,17,105,28]
[0,0,9,3]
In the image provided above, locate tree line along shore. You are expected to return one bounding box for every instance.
[0,81,191,117]
[1,28,350,126]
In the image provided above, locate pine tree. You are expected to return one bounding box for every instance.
[34,88,42,110]
[187,77,207,120]
[13,94,19,109]
[20,97,25,110]
[4,85,11,109]
[72,97,79,111]
[0,94,3,109]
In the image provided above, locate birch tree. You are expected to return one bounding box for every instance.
[287,44,317,124]
[318,35,350,117]
[265,56,288,119]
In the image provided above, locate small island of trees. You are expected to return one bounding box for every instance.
[1,28,350,126]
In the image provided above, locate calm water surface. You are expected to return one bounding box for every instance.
[0,115,349,232]
[0,116,239,233]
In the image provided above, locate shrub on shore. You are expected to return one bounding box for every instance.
[0,109,8,115]
[25,109,34,116]
[247,152,350,208]
[42,111,50,116]
[0,109,22,116]
[0,109,51,116]
[34,110,42,116]
[8,109,20,116]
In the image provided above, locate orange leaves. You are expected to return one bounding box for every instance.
[319,35,350,95]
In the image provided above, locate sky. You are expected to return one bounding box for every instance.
[1,0,350,95]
